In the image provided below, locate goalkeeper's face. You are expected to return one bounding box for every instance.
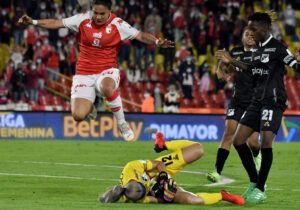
[92,4,111,25]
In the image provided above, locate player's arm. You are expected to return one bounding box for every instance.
[149,160,167,172]
[134,32,174,48]
[18,14,64,29]
[215,50,250,71]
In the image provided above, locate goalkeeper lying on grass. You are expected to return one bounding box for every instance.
[99,132,245,205]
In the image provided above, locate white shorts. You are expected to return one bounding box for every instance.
[71,68,120,102]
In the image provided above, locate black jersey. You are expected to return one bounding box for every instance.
[229,46,254,108]
[250,35,298,110]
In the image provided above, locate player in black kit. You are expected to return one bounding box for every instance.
[207,28,260,183]
[216,12,300,204]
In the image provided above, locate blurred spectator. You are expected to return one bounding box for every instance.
[26,63,39,102]
[154,85,163,111]
[144,8,162,34]
[126,65,141,83]
[0,8,11,44]
[0,79,8,104]
[65,38,77,75]
[282,4,296,37]
[173,7,185,42]
[163,84,180,113]
[119,39,132,67]
[141,90,154,112]
[12,7,26,45]
[24,25,38,60]
[179,56,195,99]
[199,62,213,93]
[10,46,25,68]
[46,48,59,81]
[10,64,27,102]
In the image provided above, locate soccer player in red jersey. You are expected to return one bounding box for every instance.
[18,0,173,141]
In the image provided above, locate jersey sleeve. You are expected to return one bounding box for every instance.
[278,45,298,68]
[62,12,90,32]
[112,18,139,40]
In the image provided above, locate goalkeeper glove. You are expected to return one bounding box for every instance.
[163,178,177,203]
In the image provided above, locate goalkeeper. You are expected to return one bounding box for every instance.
[99,132,244,205]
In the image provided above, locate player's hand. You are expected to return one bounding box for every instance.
[18,14,33,26]
[215,50,234,64]
[157,171,168,182]
[157,38,174,48]
[163,178,177,203]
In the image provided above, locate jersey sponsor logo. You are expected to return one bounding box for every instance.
[261,54,269,63]
[283,55,294,64]
[227,109,235,116]
[74,84,87,92]
[106,24,112,34]
[92,38,100,47]
[252,67,269,75]
[93,32,102,38]
[264,48,276,52]
[232,51,243,55]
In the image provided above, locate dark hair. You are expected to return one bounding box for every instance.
[248,12,272,28]
[93,0,112,9]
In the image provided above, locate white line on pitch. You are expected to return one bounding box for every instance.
[0,172,119,182]
[4,160,123,169]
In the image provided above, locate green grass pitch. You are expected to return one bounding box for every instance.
[0,140,299,210]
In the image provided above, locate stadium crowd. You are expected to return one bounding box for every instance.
[0,0,299,112]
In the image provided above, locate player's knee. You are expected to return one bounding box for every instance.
[100,85,115,98]
[72,111,87,122]
[193,143,204,159]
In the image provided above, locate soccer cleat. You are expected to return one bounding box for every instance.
[85,105,97,122]
[221,190,245,205]
[206,170,221,183]
[242,182,256,199]
[245,188,267,205]
[99,185,125,203]
[118,122,135,141]
[154,132,167,153]
[254,152,262,172]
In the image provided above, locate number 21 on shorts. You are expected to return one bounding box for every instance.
[262,109,273,121]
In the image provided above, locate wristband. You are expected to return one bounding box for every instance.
[32,20,38,25]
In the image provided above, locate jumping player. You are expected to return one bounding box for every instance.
[18,0,173,141]
[207,28,261,183]
[100,132,245,205]
[216,12,300,204]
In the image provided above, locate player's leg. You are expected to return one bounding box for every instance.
[155,142,202,176]
[173,188,244,205]
[71,75,95,121]
[247,132,261,172]
[207,119,238,182]
[233,110,261,199]
[96,68,134,141]
[246,107,282,204]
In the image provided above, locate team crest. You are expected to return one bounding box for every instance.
[261,54,269,63]
[106,24,112,34]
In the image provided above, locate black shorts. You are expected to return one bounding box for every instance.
[239,105,283,134]
[225,102,248,122]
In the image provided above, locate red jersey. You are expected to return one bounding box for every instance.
[63,12,139,75]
